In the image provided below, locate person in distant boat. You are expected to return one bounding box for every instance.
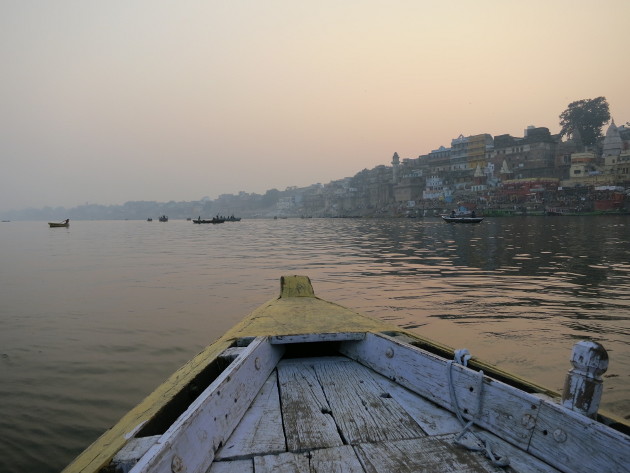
[471,211,476,218]
[450,210,456,218]
[65,219,69,224]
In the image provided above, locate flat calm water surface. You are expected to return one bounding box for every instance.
[1,217,629,472]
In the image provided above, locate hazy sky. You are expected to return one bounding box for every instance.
[1,1,628,211]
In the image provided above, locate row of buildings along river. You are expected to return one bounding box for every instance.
[261,119,630,218]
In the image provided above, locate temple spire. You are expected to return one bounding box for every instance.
[391,152,400,184]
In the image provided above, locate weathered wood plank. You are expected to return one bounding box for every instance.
[277,359,343,451]
[311,357,426,443]
[528,400,630,473]
[353,436,503,473]
[130,338,284,473]
[207,459,253,473]
[309,445,365,473]
[215,372,285,460]
[370,373,462,436]
[254,445,364,473]
[340,333,541,449]
[253,451,310,472]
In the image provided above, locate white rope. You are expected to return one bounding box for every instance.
[447,349,510,468]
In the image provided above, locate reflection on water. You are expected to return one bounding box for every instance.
[0,217,629,472]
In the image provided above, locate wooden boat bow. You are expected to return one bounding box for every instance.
[62,276,629,473]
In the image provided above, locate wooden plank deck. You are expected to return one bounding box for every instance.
[211,356,563,473]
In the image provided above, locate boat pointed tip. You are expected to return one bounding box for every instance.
[280,275,315,298]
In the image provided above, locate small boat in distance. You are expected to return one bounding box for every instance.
[48,219,69,228]
[545,207,579,216]
[442,210,483,223]
[147,218,153,222]
[158,215,168,222]
[193,217,225,224]
[62,276,629,473]
[225,215,241,222]
[441,215,484,223]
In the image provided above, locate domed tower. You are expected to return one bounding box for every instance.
[391,152,400,184]
[602,119,622,157]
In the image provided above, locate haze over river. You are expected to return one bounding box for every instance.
[1,217,629,473]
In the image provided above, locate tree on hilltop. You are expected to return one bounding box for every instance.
[559,97,610,147]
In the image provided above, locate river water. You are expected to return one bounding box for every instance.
[1,217,629,473]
